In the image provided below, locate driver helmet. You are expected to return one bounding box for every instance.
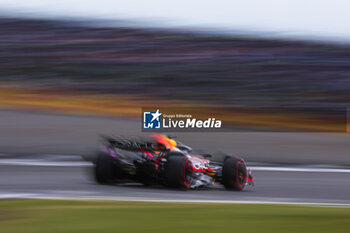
[150,134,177,151]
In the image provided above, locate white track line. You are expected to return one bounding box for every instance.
[0,193,349,207]
[0,159,92,167]
[251,166,350,173]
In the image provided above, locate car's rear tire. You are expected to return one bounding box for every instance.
[222,156,247,191]
[95,153,115,184]
[164,156,193,189]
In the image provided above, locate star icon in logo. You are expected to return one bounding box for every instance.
[151,109,161,122]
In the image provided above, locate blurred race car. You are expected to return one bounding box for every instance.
[94,134,254,190]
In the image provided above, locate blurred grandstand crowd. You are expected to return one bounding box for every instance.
[0,17,350,108]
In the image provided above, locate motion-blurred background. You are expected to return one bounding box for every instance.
[1,2,350,232]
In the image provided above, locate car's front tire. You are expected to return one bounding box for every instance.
[222,156,247,191]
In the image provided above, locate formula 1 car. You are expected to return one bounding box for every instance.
[94,134,254,190]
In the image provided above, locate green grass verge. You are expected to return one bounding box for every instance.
[0,199,349,233]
